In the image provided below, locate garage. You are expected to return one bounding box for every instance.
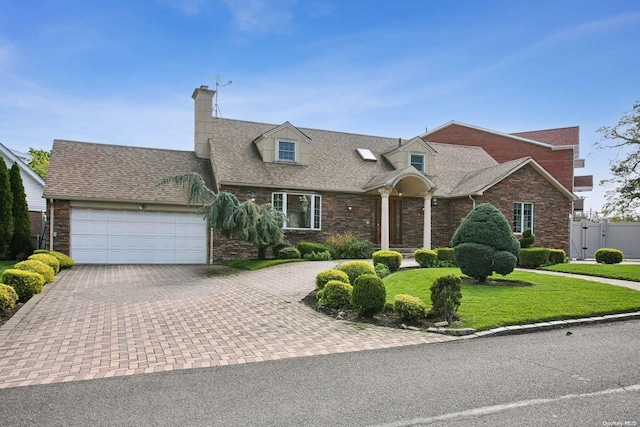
[70,208,207,264]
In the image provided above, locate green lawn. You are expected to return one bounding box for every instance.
[383,268,640,331]
[0,260,16,281]
[541,263,640,282]
[227,258,306,270]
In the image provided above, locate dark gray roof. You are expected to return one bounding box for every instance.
[44,140,214,204]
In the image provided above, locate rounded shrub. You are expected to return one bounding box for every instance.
[518,228,535,249]
[518,247,551,269]
[0,283,19,311]
[317,280,353,309]
[414,249,437,268]
[278,246,301,259]
[548,249,567,265]
[2,269,45,302]
[451,203,520,282]
[374,263,391,279]
[372,250,402,272]
[297,242,330,257]
[430,275,462,323]
[595,248,624,264]
[315,269,350,290]
[33,249,50,255]
[13,260,55,284]
[339,261,376,285]
[27,253,60,274]
[393,294,427,321]
[49,251,75,269]
[351,274,386,317]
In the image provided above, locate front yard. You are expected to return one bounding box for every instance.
[383,267,640,331]
[541,263,640,282]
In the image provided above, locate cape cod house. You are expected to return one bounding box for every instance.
[43,86,580,263]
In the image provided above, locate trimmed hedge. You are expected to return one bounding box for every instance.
[49,251,75,269]
[33,249,49,254]
[0,283,19,311]
[393,294,427,321]
[297,242,330,257]
[315,269,350,290]
[595,248,624,264]
[14,260,55,284]
[303,251,332,261]
[27,253,60,274]
[414,249,437,268]
[436,247,456,264]
[317,280,353,309]
[372,250,402,272]
[518,247,550,269]
[351,274,386,317]
[2,269,45,302]
[278,246,301,259]
[548,249,567,265]
[339,261,376,285]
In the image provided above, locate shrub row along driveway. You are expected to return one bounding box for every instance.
[0,263,455,389]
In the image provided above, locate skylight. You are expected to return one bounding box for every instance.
[356,148,377,162]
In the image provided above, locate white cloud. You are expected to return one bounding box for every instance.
[223,0,297,33]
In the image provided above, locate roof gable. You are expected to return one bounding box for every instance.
[0,142,45,187]
[254,121,311,143]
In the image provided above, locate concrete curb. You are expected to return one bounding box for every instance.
[428,311,640,339]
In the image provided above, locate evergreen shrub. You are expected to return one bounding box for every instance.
[595,248,624,264]
[518,247,551,269]
[414,249,437,268]
[315,269,350,290]
[393,294,427,321]
[339,261,375,284]
[0,283,18,311]
[2,269,44,302]
[372,250,402,272]
[351,274,386,317]
[278,246,301,259]
[27,253,60,274]
[14,260,55,283]
[317,281,353,309]
[548,249,567,265]
[430,275,462,323]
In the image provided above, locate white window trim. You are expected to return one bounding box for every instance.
[513,202,534,234]
[272,192,322,230]
[409,153,426,173]
[277,139,298,163]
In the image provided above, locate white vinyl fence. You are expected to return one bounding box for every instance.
[571,220,640,259]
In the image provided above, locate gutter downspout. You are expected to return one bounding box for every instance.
[209,227,214,264]
[468,195,476,210]
[49,199,54,251]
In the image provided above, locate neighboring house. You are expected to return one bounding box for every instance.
[0,143,46,247]
[43,86,577,264]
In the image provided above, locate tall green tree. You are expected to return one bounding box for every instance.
[596,101,640,216]
[27,148,50,180]
[0,156,14,255]
[9,163,32,259]
[158,173,284,259]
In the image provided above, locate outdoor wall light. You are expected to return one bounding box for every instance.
[139,203,145,210]
[346,200,354,211]
[431,198,438,207]
[248,191,256,202]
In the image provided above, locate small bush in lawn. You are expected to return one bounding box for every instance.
[518,228,535,249]
[436,247,456,265]
[393,294,427,321]
[315,269,350,290]
[339,261,376,284]
[278,246,301,259]
[372,250,402,272]
[518,247,550,269]
[2,269,45,302]
[430,275,462,323]
[374,263,391,279]
[414,249,437,268]
[297,242,330,257]
[271,243,286,259]
[351,274,386,317]
[27,253,60,274]
[548,249,567,265]
[317,280,353,309]
[49,251,75,269]
[303,251,332,261]
[325,232,374,259]
[13,260,55,284]
[0,283,19,311]
[595,248,624,264]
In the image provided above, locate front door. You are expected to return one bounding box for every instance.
[371,198,403,245]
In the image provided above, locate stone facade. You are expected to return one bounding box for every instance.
[29,211,44,249]
[47,200,70,255]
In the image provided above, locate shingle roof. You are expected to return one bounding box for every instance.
[447,158,531,197]
[210,118,499,197]
[44,140,214,204]
[511,126,579,147]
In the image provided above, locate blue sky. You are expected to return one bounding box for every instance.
[1,0,639,213]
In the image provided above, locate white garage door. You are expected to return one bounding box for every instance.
[70,208,207,264]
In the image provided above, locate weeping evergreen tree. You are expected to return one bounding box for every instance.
[158,173,284,259]
[9,163,32,259]
[0,157,14,257]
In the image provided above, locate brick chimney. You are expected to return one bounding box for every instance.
[192,85,216,159]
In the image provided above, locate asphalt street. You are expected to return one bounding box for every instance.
[0,320,638,426]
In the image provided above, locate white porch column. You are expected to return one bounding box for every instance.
[379,187,391,250]
[422,191,434,249]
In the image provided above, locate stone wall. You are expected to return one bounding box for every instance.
[48,200,70,255]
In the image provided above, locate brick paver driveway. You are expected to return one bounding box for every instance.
[0,263,455,389]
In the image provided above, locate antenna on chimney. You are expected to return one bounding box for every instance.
[213,75,232,118]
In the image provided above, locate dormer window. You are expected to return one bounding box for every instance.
[278,140,297,162]
[410,154,425,173]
